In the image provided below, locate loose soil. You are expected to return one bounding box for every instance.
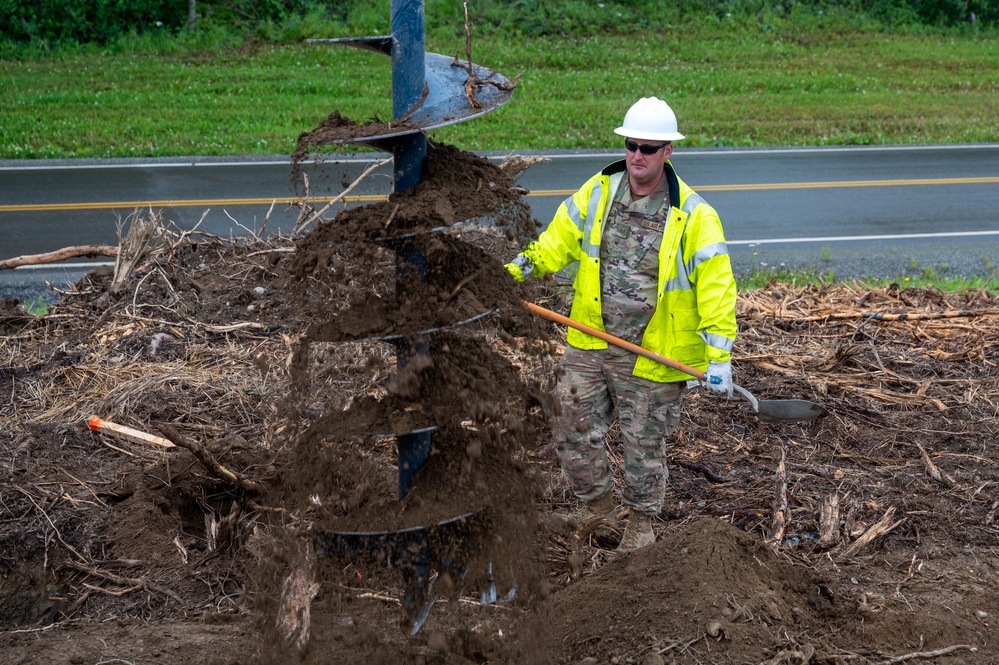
[2,138,997,665]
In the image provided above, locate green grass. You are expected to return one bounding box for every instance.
[24,295,49,316]
[1,25,997,159]
[738,265,999,291]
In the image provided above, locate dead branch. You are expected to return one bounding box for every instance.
[294,172,313,229]
[205,502,244,554]
[874,643,976,664]
[676,459,728,484]
[113,208,161,286]
[816,493,841,549]
[461,1,479,108]
[246,247,295,258]
[276,542,319,651]
[351,588,514,611]
[82,581,144,597]
[64,561,185,606]
[91,209,162,309]
[166,210,209,254]
[294,157,391,235]
[15,487,89,564]
[155,423,264,493]
[383,203,401,229]
[777,309,999,324]
[765,447,789,551]
[225,208,268,244]
[196,321,268,334]
[499,154,549,178]
[452,0,521,109]
[0,245,117,270]
[916,443,956,486]
[653,634,706,655]
[838,507,904,559]
[441,267,483,307]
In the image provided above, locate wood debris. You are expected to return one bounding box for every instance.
[816,493,840,549]
[156,423,263,493]
[838,506,905,559]
[453,0,520,109]
[0,245,118,270]
[765,447,789,551]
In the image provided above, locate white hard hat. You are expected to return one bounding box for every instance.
[613,97,685,141]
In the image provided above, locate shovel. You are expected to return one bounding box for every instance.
[522,301,827,423]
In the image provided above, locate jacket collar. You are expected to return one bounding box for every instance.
[602,158,680,208]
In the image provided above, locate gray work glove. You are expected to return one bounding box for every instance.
[704,360,733,399]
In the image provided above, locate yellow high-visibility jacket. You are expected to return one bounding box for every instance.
[508,159,737,383]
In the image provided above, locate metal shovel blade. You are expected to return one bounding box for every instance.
[733,385,828,423]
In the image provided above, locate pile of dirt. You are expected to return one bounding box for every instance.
[537,510,989,663]
[2,138,999,665]
[537,517,835,663]
[292,139,537,245]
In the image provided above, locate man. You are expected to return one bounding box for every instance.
[506,97,738,552]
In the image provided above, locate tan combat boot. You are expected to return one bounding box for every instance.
[616,509,655,552]
[580,491,618,527]
[548,491,617,532]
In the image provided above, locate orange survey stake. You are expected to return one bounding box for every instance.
[87,416,175,448]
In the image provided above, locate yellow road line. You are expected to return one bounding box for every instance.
[532,176,999,197]
[0,193,388,213]
[2,177,997,213]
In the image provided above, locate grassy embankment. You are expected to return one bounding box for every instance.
[3,25,997,157]
[2,21,997,288]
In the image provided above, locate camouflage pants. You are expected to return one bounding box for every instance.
[553,345,684,514]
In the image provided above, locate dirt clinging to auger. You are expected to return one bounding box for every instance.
[259,131,558,659]
[292,139,537,246]
[291,110,421,169]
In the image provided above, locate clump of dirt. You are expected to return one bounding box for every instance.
[291,332,536,440]
[257,134,557,659]
[280,328,546,539]
[291,110,421,167]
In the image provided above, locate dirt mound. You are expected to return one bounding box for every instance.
[539,517,833,663]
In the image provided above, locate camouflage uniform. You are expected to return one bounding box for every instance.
[554,175,687,514]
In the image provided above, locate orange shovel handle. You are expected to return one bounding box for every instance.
[521,300,706,381]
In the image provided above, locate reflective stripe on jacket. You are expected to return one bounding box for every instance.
[509,159,737,382]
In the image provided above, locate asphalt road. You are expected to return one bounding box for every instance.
[2,144,998,303]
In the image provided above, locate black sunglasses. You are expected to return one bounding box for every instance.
[625,139,669,155]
